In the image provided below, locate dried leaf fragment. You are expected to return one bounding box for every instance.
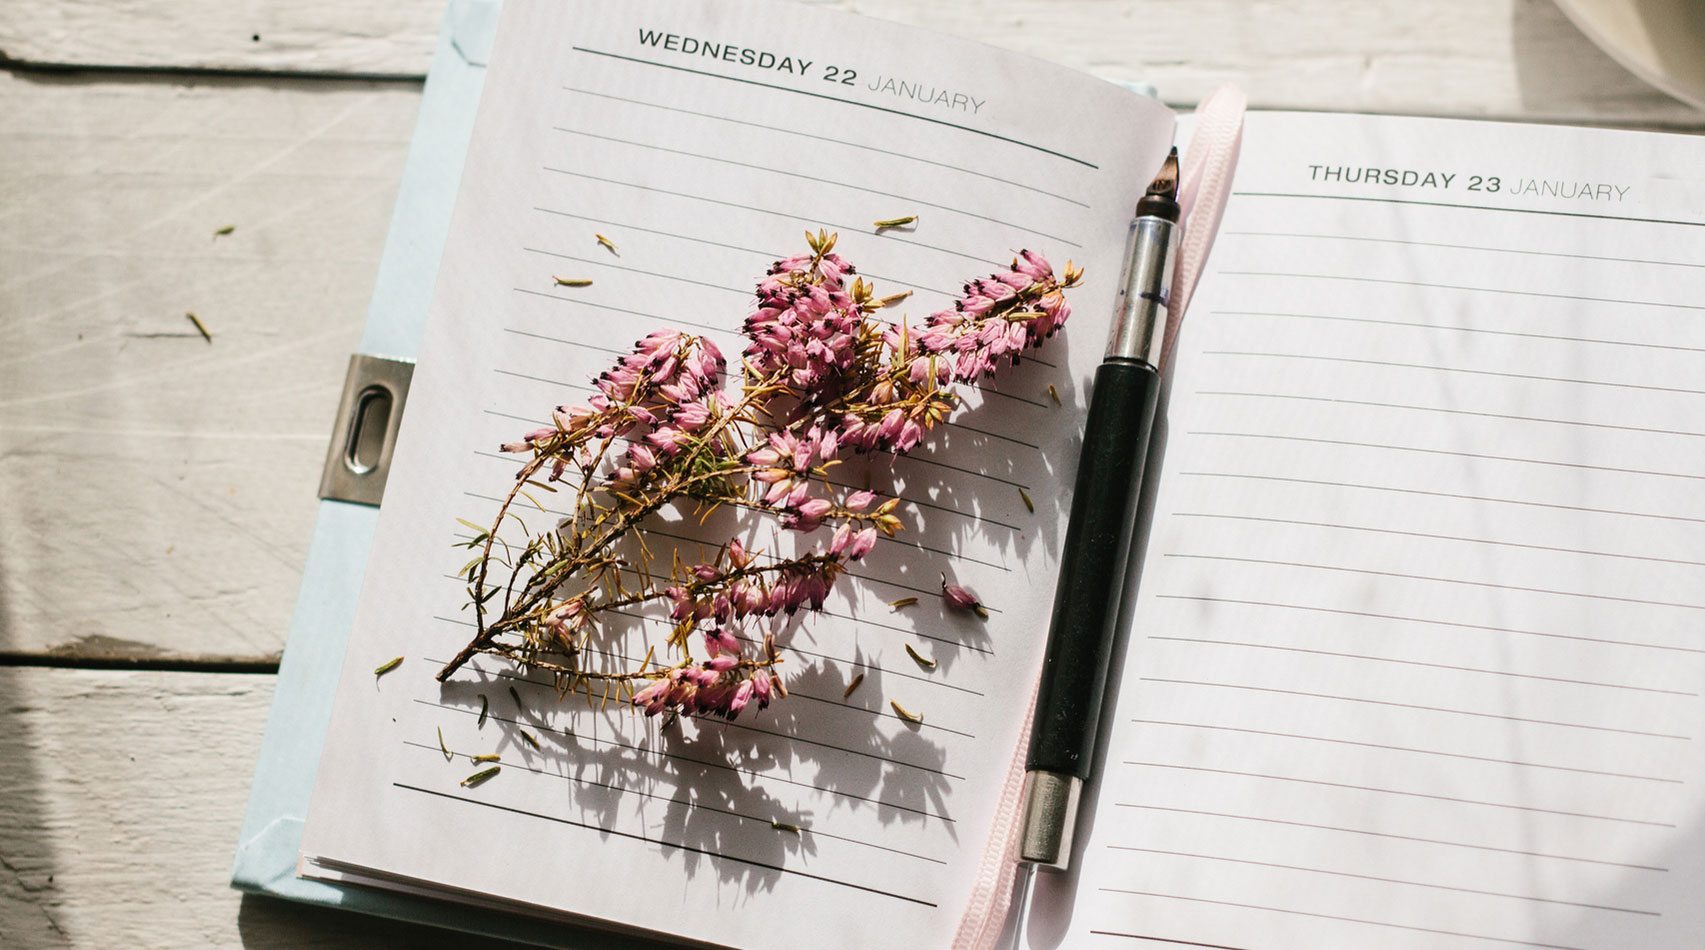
[212,225,235,239]
[771,820,803,834]
[595,233,618,253]
[553,276,593,287]
[1047,383,1062,406]
[472,753,501,763]
[1019,487,1035,513]
[477,694,489,728]
[904,643,936,671]
[460,766,500,788]
[876,290,913,308]
[373,656,403,677]
[509,685,524,710]
[890,699,924,724]
[184,311,213,344]
[519,728,541,751]
[887,596,918,610]
[873,215,918,230]
[437,727,453,761]
[843,673,865,698]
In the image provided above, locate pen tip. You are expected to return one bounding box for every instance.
[1147,148,1179,200]
[1137,148,1181,221]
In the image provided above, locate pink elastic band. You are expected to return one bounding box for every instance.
[950,84,1246,950]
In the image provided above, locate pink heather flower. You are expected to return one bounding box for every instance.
[542,597,592,644]
[846,527,878,560]
[726,538,750,569]
[846,490,877,512]
[627,443,658,473]
[703,627,739,657]
[499,425,558,454]
[941,573,986,616]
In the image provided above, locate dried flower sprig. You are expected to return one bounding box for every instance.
[439,230,1080,723]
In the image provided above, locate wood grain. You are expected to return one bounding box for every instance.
[2,0,1702,124]
[0,71,418,662]
[0,0,441,79]
[0,667,524,947]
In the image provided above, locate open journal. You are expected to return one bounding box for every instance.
[299,0,1705,947]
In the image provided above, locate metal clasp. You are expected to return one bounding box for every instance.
[318,354,414,506]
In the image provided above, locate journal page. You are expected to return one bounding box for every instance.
[300,1,1173,948]
[1043,112,1705,948]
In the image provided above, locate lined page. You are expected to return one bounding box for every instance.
[1046,113,1705,949]
[300,1,1172,948]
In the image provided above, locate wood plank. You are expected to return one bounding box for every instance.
[0,71,419,662]
[0,0,441,79]
[2,0,1702,124]
[0,666,522,947]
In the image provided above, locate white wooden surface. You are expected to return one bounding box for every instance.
[0,668,518,948]
[1,0,1702,947]
[0,71,417,661]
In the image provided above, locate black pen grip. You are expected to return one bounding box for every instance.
[1027,358,1160,778]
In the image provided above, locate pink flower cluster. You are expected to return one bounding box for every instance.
[632,653,779,720]
[743,252,861,392]
[468,233,1080,721]
[917,250,1073,382]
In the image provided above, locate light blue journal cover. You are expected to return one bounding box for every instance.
[230,0,1156,942]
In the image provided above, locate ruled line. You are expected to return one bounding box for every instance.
[1198,389,1705,442]
[532,207,962,299]
[1104,846,1658,915]
[1165,551,1705,615]
[1223,229,1705,270]
[524,246,747,295]
[727,631,986,697]
[1220,269,1705,313]
[427,634,977,740]
[400,739,948,864]
[394,782,938,906]
[1232,190,1705,230]
[570,46,1098,169]
[471,447,1025,534]
[562,87,1090,206]
[418,697,954,822]
[1147,635,1695,697]
[1131,719,1683,784]
[1155,593,1705,655]
[1112,804,1670,871]
[1214,309,1705,357]
[1087,932,1248,949]
[543,168,1005,267]
[1173,511,1705,570]
[1188,430,1705,484]
[1179,470,1705,528]
[1095,888,1590,948]
[1201,349,1705,398]
[1122,762,1674,827]
[1138,677,1690,740]
[553,127,1078,246]
[514,286,739,337]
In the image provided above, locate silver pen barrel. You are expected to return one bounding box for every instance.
[1105,215,1175,367]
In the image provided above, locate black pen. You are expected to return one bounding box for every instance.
[1019,149,1178,869]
